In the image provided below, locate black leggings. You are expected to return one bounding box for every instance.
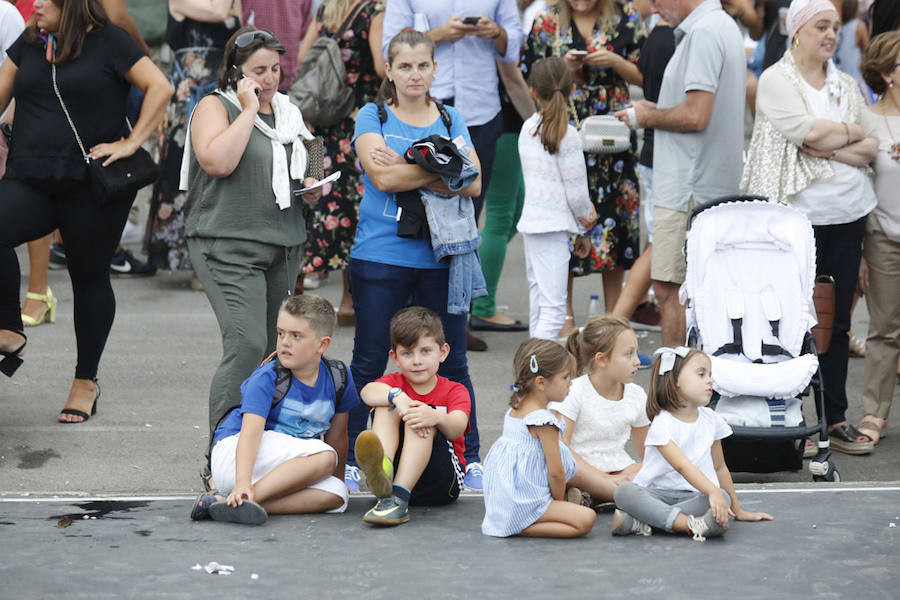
[813,217,866,426]
[0,178,134,379]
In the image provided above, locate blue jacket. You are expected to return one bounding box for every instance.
[419,148,485,314]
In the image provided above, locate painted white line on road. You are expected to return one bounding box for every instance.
[1,485,900,503]
[738,486,900,494]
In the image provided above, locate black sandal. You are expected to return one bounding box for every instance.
[0,331,26,377]
[58,379,100,423]
[828,423,874,455]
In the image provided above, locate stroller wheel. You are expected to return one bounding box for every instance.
[811,460,839,482]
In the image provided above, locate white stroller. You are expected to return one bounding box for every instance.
[682,196,838,481]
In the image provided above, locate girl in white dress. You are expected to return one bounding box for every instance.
[612,347,773,541]
[553,316,650,498]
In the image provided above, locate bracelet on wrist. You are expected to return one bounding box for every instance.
[842,122,851,144]
[491,27,503,40]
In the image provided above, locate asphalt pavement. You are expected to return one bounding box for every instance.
[1,210,899,598]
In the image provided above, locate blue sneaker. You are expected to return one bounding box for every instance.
[344,464,361,493]
[463,461,483,490]
[638,353,652,369]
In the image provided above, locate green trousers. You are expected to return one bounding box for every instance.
[188,237,301,435]
[472,133,525,318]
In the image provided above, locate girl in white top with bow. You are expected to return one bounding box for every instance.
[612,347,773,541]
[517,56,596,340]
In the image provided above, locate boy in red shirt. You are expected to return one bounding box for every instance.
[355,306,471,526]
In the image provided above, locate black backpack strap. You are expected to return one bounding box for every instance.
[322,357,348,405]
[435,101,452,134]
[378,100,451,134]
[270,357,294,409]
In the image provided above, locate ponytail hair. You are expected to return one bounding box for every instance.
[377,29,437,106]
[566,314,633,374]
[527,56,574,155]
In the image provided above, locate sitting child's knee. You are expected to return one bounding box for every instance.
[577,508,597,535]
[310,450,337,478]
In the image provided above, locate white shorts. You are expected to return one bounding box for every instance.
[211,431,348,513]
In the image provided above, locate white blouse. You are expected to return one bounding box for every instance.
[791,81,877,226]
[517,114,593,235]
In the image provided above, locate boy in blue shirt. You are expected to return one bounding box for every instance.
[191,295,360,525]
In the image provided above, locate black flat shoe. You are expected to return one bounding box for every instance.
[0,331,26,377]
[469,315,529,332]
[58,379,100,423]
[467,331,488,351]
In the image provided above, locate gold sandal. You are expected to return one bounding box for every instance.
[21,287,57,327]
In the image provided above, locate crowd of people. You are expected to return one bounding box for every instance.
[1,0,898,537]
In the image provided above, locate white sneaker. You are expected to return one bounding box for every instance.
[687,509,728,542]
[612,509,652,536]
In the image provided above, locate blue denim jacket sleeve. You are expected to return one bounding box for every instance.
[418,153,485,314]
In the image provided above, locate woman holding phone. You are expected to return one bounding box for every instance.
[182,27,322,450]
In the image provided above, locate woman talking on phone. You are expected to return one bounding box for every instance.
[182,27,323,451]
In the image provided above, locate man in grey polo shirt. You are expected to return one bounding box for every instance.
[616,0,745,346]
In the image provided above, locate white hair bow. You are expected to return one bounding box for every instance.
[654,346,690,375]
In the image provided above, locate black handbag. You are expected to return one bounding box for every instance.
[51,62,159,203]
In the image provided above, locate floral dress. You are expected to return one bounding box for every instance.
[522,3,644,274]
[302,0,384,275]
[143,14,239,271]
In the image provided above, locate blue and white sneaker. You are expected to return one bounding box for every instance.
[344,464,361,493]
[463,461,483,491]
[638,353,652,369]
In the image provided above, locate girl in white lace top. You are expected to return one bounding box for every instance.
[517,57,596,339]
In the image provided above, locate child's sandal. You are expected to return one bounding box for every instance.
[190,490,220,521]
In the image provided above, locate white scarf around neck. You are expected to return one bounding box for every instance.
[179,89,313,210]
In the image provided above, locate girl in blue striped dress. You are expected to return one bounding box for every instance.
[482,339,597,538]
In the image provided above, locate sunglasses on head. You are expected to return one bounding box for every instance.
[234,29,276,49]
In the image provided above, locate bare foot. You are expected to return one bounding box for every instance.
[477,313,518,326]
[58,378,99,423]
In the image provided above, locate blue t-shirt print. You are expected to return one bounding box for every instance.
[212,359,360,445]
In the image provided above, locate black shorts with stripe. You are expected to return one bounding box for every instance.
[393,427,463,506]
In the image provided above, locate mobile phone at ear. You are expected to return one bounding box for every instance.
[462,16,481,25]
[235,68,260,96]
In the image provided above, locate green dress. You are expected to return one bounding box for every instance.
[522,3,645,274]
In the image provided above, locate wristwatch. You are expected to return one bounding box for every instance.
[387,387,404,410]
